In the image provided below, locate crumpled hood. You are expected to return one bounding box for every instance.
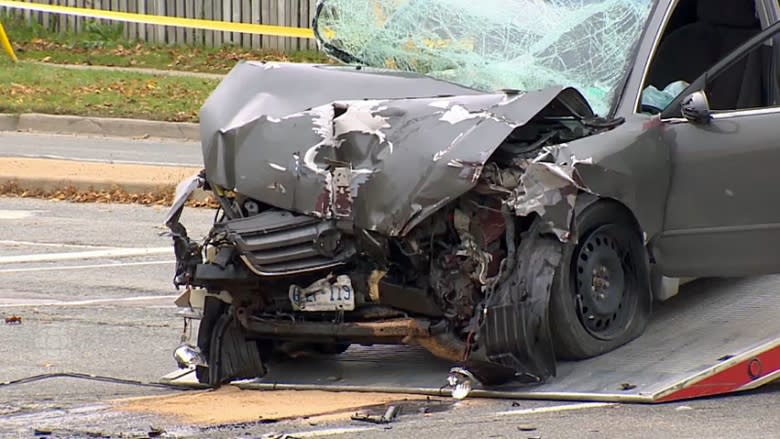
[200,61,592,236]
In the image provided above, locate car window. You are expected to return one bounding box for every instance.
[314,0,655,117]
[640,0,764,113]
[701,36,774,111]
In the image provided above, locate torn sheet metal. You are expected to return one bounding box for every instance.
[506,146,594,240]
[200,61,594,237]
[464,220,562,385]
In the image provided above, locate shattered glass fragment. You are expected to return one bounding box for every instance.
[314,0,653,116]
[641,80,690,112]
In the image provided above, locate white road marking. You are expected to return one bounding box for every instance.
[0,260,173,273]
[287,427,379,437]
[0,239,115,249]
[0,294,179,307]
[494,402,615,417]
[0,210,39,220]
[0,247,172,264]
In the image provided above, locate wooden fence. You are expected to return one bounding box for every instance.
[4,0,318,51]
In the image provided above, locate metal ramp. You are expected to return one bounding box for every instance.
[164,276,780,403]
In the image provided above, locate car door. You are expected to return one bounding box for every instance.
[655,18,780,277]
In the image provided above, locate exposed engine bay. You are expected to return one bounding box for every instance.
[165,61,623,387]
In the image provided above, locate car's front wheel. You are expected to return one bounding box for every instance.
[549,200,652,359]
[195,296,267,385]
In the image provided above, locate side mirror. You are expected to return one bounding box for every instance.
[680,91,711,124]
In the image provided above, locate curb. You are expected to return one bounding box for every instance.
[0,113,200,141]
[0,114,19,131]
[28,61,226,80]
[2,175,173,194]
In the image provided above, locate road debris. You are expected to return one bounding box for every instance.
[351,405,400,424]
[117,387,428,425]
[0,372,178,389]
[147,426,166,437]
[447,367,478,400]
[261,434,300,439]
[4,315,22,324]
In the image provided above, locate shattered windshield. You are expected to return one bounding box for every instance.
[314,0,654,116]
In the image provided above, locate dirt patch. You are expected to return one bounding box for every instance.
[116,387,429,425]
[0,158,216,207]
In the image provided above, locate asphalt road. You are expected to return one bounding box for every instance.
[1,197,780,438]
[0,131,201,167]
[0,199,211,422]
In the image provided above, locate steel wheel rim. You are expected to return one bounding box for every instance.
[572,224,637,341]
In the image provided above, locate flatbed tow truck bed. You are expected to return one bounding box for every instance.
[164,276,780,403]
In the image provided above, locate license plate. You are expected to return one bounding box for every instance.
[289,275,355,312]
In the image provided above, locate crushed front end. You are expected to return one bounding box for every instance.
[166,61,613,389]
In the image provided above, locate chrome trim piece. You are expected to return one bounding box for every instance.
[235,382,658,404]
[662,222,780,237]
[239,254,345,277]
[661,107,780,124]
[711,106,780,119]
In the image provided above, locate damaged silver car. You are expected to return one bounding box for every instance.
[166,0,780,387]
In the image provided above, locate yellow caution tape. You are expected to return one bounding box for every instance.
[0,0,314,39]
[0,19,18,62]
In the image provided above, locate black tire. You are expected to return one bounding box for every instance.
[195,296,226,384]
[206,311,266,385]
[549,200,652,360]
[195,297,266,386]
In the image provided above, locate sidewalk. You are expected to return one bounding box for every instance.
[0,157,206,205]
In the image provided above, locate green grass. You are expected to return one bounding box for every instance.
[2,14,331,73]
[0,14,335,122]
[0,58,218,122]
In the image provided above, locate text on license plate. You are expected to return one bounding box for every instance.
[289,275,355,312]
